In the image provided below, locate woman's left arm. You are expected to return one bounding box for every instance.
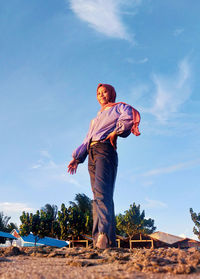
[114,103,134,137]
[104,103,136,149]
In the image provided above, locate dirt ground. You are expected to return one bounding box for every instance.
[0,246,200,279]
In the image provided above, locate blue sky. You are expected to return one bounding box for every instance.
[1,0,200,239]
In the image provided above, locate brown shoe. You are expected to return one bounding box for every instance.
[96,233,109,249]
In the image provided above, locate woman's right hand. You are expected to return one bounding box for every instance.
[67,158,78,175]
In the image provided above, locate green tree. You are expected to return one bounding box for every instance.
[19,210,50,246]
[41,204,60,238]
[58,202,88,240]
[0,212,16,243]
[57,203,69,240]
[0,212,18,236]
[69,193,93,235]
[67,205,82,238]
[19,211,31,240]
[57,194,93,240]
[7,222,18,232]
[190,208,200,240]
[116,213,126,237]
[41,204,58,220]
[116,203,156,240]
[0,212,11,231]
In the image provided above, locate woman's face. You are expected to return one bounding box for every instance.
[97,86,111,107]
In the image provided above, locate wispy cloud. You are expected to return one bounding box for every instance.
[143,198,167,209]
[146,58,192,123]
[174,28,184,36]
[28,151,89,189]
[30,160,82,188]
[40,150,51,159]
[31,164,42,169]
[143,158,200,177]
[30,150,52,170]
[139,58,148,64]
[126,57,148,64]
[0,202,34,214]
[69,0,140,40]
[130,84,149,103]
[142,180,154,187]
[0,202,35,225]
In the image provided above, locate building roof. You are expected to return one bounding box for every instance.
[80,234,93,241]
[0,231,17,239]
[12,230,68,248]
[175,237,200,244]
[150,231,184,245]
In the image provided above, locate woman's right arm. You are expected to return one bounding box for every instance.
[67,142,88,175]
[67,119,94,175]
[67,158,79,174]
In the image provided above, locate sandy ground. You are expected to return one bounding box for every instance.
[0,247,200,279]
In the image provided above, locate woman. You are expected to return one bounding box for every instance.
[68,83,140,249]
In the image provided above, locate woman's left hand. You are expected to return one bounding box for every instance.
[104,130,118,150]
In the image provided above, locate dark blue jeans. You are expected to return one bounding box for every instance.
[88,142,118,247]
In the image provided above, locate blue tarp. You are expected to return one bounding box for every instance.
[0,231,17,239]
[14,230,68,248]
